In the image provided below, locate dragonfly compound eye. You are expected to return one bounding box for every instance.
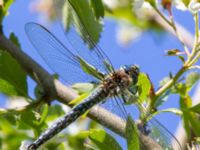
[122,65,140,84]
[131,65,140,84]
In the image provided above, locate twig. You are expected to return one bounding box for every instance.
[186,13,200,65]
[153,6,190,55]
[194,13,199,48]
[153,6,173,27]
[155,66,187,97]
[188,65,200,70]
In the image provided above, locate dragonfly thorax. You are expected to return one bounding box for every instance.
[102,65,139,96]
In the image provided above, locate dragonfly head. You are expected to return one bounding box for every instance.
[122,65,140,84]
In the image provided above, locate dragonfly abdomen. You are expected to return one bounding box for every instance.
[27,87,108,150]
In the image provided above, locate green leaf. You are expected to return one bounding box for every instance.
[0,115,14,133]
[62,0,73,31]
[46,105,65,121]
[84,144,96,150]
[165,49,181,56]
[69,92,89,105]
[190,103,200,114]
[45,142,65,150]
[187,113,200,136]
[2,112,17,125]
[68,131,90,150]
[0,0,14,24]
[165,49,185,62]
[78,56,104,80]
[137,73,151,102]
[179,94,192,137]
[9,32,21,47]
[108,2,162,32]
[126,116,140,150]
[72,83,95,94]
[182,0,190,6]
[175,83,187,97]
[18,109,48,137]
[0,116,28,149]
[186,72,200,90]
[152,108,182,117]
[181,96,200,137]
[154,89,170,107]
[0,78,18,95]
[68,0,103,48]
[38,104,49,125]
[108,6,147,29]
[17,110,38,130]
[89,129,122,150]
[34,84,45,99]
[0,50,27,96]
[178,55,185,63]
[146,0,157,7]
[90,0,104,19]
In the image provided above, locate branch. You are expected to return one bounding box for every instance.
[155,66,187,96]
[0,34,163,149]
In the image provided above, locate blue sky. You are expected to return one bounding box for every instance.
[1,0,198,145]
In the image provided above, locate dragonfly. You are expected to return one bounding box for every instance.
[25,1,181,150]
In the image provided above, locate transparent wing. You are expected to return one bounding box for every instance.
[147,117,182,150]
[119,93,182,149]
[135,103,182,149]
[64,25,114,75]
[100,97,176,149]
[55,0,115,74]
[25,22,98,84]
[100,97,128,121]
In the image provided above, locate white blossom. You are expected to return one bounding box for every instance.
[116,23,142,46]
[103,0,129,9]
[132,0,153,11]
[189,0,200,14]
[0,0,3,6]
[6,97,29,108]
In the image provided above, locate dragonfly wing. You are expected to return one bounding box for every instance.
[100,97,128,120]
[147,117,182,150]
[100,96,146,148]
[55,0,115,74]
[25,22,98,84]
[136,104,182,149]
[120,92,182,149]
